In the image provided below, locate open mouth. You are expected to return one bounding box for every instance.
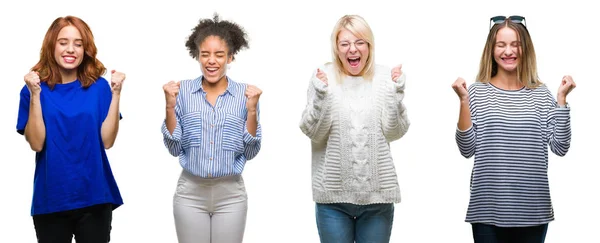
[206,67,219,75]
[63,56,76,64]
[501,57,517,64]
[348,57,360,67]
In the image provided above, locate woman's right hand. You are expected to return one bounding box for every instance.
[452,77,469,101]
[316,68,328,86]
[163,80,180,109]
[24,71,41,95]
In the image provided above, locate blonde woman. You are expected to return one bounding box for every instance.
[452,16,576,243]
[300,15,409,243]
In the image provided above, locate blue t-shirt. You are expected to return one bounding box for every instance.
[16,77,123,216]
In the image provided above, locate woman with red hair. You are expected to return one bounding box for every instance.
[16,15,125,243]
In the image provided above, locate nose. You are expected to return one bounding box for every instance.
[66,43,75,53]
[503,46,514,56]
[349,43,358,53]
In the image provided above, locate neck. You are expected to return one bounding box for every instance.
[491,69,522,90]
[60,69,78,84]
[202,76,228,94]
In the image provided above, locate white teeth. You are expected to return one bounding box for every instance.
[64,57,75,61]
[348,57,359,60]
[207,68,218,71]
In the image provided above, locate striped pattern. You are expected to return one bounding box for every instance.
[162,76,261,178]
[300,64,410,205]
[456,82,571,227]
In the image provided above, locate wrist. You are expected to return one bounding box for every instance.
[557,96,566,106]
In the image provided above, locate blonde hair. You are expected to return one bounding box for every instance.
[476,20,542,88]
[330,15,375,83]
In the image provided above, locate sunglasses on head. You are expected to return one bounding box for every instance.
[489,15,526,29]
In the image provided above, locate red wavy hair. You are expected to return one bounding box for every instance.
[31,16,106,89]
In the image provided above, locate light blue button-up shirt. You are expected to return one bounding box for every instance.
[162,76,262,178]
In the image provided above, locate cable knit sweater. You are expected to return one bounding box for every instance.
[300,63,410,205]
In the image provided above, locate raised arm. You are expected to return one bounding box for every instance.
[243,84,262,160]
[161,80,183,157]
[21,71,45,152]
[453,77,476,158]
[299,68,332,143]
[381,65,410,142]
[547,75,576,156]
[101,70,125,149]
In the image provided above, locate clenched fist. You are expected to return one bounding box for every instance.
[316,68,328,86]
[163,80,180,109]
[557,75,576,105]
[111,70,126,95]
[452,77,469,101]
[391,64,403,82]
[24,71,41,95]
[245,84,262,112]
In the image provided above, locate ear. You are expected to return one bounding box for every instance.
[227,54,233,64]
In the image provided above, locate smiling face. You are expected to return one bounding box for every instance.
[199,35,232,84]
[337,28,369,76]
[54,25,84,74]
[493,26,522,73]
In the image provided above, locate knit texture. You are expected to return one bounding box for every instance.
[300,63,409,205]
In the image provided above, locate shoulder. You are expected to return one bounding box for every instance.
[468,82,487,91]
[178,77,200,92]
[90,76,111,91]
[227,78,249,96]
[315,62,335,76]
[19,84,30,97]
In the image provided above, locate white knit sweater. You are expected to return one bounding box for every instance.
[300,63,410,205]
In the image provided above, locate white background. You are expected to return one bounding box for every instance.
[1,0,598,242]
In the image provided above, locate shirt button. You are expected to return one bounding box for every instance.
[208,173,212,178]
[210,141,214,144]
[209,157,213,160]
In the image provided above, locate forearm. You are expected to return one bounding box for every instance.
[382,74,410,141]
[24,94,45,152]
[246,110,257,136]
[165,106,178,135]
[300,78,331,142]
[101,94,121,149]
[457,99,472,131]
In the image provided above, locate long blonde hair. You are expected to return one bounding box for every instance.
[476,20,542,88]
[330,15,375,83]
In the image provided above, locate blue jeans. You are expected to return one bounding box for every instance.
[315,203,394,243]
[472,223,548,243]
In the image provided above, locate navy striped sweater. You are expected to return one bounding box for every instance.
[456,82,571,227]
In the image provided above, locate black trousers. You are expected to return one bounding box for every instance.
[33,203,113,243]
[472,223,548,243]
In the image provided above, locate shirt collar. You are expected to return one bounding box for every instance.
[191,76,238,97]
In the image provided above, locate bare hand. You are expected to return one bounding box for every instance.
[111,70,126,95]
[163,81,180,109]
[452,77,469,101]
[316,68,328,86]
[391,64,403,82]
[557,75,576,105]
[245,84,262,112]
[24,71,41,95]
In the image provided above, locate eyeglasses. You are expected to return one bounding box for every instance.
[338,39,368,51]
[489,15,526,29]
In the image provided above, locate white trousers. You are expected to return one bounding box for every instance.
[173,170,248,243]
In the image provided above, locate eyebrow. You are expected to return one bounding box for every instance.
[57,38,83,41]
[200,51,226,54]
[495,40,521,44]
